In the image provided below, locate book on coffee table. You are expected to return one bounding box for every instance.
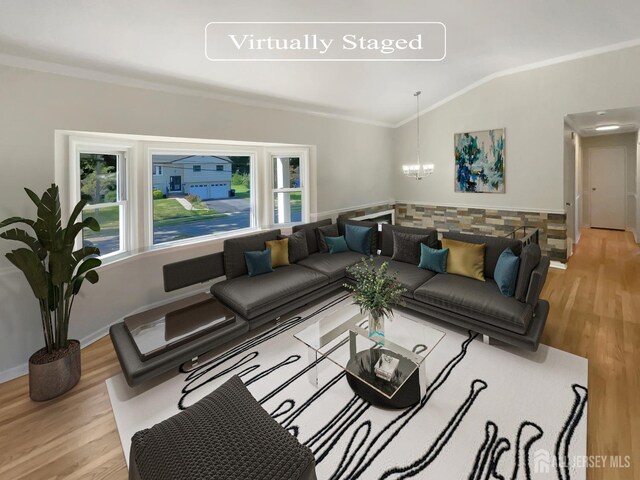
[374,353,400,381]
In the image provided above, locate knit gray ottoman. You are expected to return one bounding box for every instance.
[128,375,317,480]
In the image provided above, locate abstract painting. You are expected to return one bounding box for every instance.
[454,129,505,193]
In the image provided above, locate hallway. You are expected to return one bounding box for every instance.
[542,228,639,479]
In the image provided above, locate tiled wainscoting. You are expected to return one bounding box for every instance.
[394,203,567,262]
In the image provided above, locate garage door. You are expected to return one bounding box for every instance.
[210,183,229,199]
[189,185,209,199]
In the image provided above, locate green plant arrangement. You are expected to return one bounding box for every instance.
[0,184,102,400]
[345,257,406,339]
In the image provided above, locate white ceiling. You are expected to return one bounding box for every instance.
[1,0,640,126]
[567,107,640,136]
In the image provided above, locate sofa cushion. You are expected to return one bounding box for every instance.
[326,235,349,254]
[347,255,437,299]
[380,224,438,257]
[391,231,426,265]
[345,224,372,255]
[212,265,329,319]
[418,244,448,273]
[292,219,331,254]
[316,224,339,253]
[442,231,522,279]
[494,248,520,297]
[265,239,290,268]
[338,219,379,253]
[413,274,533,334]
[223,230,281,279]
[278,230,309,264]
[245,249,274,277]
[441,238,486,282]
[515,243,542,302]
[297,251,363,282]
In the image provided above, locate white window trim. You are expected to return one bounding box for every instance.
[59,132,315,265]
[268,149,310,227]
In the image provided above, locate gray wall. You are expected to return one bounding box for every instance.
[392,46,640,214]
[0,63,394,379]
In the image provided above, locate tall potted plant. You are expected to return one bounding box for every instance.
[345,257,406,342]
[0,184,102,401]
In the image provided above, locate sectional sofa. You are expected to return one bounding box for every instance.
[211,218,549,349]
[111,218,549,386]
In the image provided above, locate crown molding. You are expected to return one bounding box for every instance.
[394,38,640,128]
[0,52,394,129]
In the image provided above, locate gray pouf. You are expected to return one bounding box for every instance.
[129,375,317,480]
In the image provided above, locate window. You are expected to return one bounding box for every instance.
[272,156,304,224]
[63,133,311,262]
[151,154,253,245]
[79,152,126,256]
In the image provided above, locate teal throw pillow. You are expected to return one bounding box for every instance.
[494,248,521,297]
[244,249,274,277]
[345,224,372,255]
[325,236,349,254]
[418,244,448,273]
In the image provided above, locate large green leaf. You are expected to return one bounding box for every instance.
[5,248,48,299]
[66,199,87,231]
[75,257,101,277]
[70,270,99,296]
[49,246,73,286]
[29,185,62,251]
[70,246,100,273]
[0,216,35,229]
[64,216,101,251]
[0,228,46,260]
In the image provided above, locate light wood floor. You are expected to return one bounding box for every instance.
[0,228,637,479]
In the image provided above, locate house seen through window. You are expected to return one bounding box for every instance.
[151,154,252,245]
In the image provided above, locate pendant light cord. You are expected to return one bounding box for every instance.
[415,91,421,169]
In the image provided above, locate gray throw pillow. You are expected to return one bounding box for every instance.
[316,223,339,253]
[391,231,430,265]
[514,243,541,302]
[278,230,309,263]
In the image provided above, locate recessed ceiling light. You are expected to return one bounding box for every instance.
[595,125,620,131]
[596,111,606,116]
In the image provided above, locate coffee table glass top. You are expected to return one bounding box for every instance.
[294,302,445,400]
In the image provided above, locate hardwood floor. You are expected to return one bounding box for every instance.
[0,228,637,479]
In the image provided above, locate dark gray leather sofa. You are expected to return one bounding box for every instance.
[208,220,549,351]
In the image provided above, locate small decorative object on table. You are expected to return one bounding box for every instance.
[345,257,406,344]
[374,353,400,381]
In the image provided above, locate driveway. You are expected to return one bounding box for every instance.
[204,197,250,214]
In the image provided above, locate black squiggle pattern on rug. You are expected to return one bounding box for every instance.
[468,421,512,480]
[326,331,479,479]
[510,421,544,480]
[177,294,349,408]
[379,379,488,479]
[555,384,588,480]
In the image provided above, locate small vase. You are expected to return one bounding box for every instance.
[368,313,385,343]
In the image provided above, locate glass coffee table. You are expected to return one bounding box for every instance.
[294,303,445,408]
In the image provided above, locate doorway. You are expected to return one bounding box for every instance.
[588,146,626,230]
[169,175,182,192]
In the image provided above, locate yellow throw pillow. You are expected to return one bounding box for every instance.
[265,238,290,268]
[441,238,485,281]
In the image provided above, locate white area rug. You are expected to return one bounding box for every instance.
[107,294,588,479]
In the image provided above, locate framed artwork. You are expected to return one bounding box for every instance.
[454,128,505,193]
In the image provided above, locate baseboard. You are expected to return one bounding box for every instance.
[0,286,212,384]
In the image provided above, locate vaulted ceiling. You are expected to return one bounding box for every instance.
[1,0,639,125]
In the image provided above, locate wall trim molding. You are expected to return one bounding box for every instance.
[0,53,393,129]
[394,200,565,215]
[394,38,640,127]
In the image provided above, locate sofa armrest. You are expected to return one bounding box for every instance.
[525,256,550,308]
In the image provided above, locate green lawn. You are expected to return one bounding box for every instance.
[83,199,227,230]
[231,183,250,199]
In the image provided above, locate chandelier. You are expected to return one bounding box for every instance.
[402,91,434,180]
